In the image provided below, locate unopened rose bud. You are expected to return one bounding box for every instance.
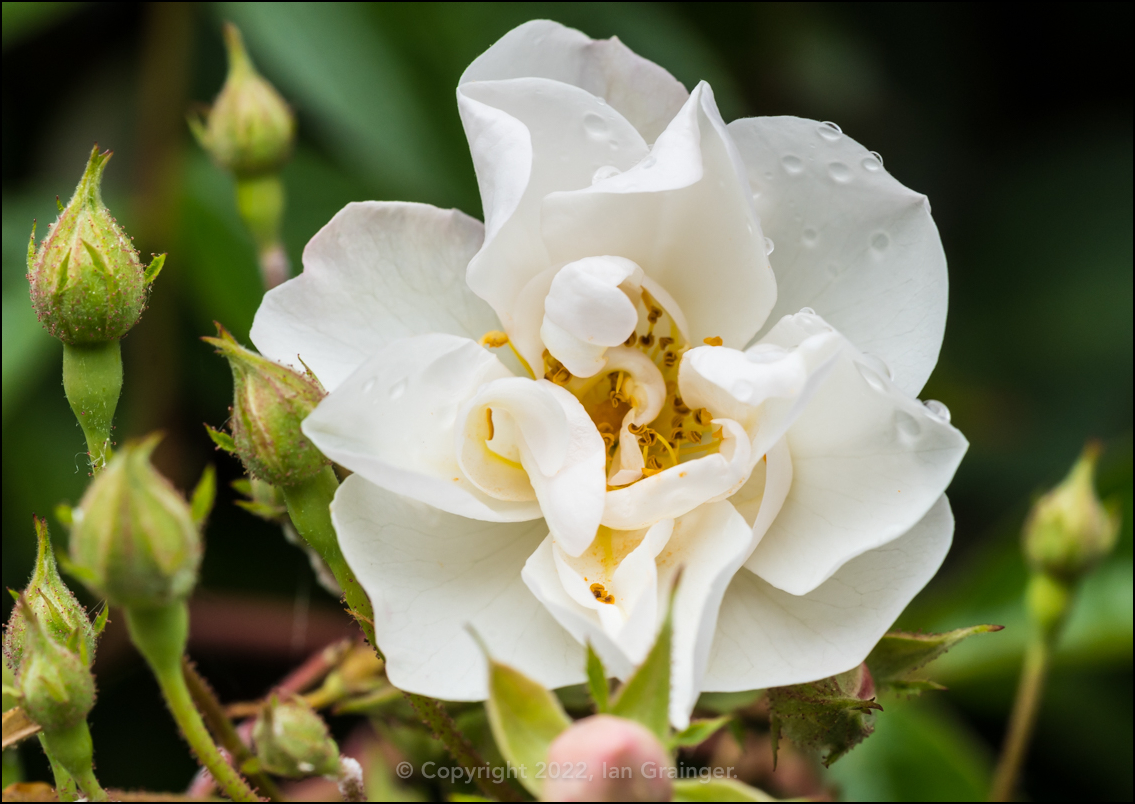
[70,436,202,608]
[1023,443,1120,582]
[14,598,95,732]
[26,145,163,345]
[4,517,96,672]
[205,324,328,487]
[252,694,340,778]
[189,23,295,178]
[543,714,673,802]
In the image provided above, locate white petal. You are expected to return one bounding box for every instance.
[601,418,752,530]
[333,475,585,700]
[458,378,607,556]
[745,312,968,595]
[704,495,954,691]
[251,202,494,392]
[303,334,541,522]
[461,20,688,144]
[458,78,649,333]
[542,83,777,349]
[728,116,948,396]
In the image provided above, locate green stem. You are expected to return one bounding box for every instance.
[39,733,78,801]
[124,603,260,802]
[989,637,1050,801]
[281,468,519,802]
[62,340,122,472]
[38,722,106,801]
[235,174,288,289]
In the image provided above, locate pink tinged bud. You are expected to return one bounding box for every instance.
[543,714,673,802]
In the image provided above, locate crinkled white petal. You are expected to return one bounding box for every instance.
[333,475,584,700]
[602,418,752,530]
[601,346,666,425]
[458,78,649,333]
[728,116,948,396]
[745,312,968,595]
[704,495,954,691]
[304,334,539,522]
[458,378,606,556]
[542,82,776,349]
[460,19,689,144]
[251,202,495,392]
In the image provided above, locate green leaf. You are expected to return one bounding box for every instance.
[205,423,237,453]
[609,577,678,740]
[190,464,217,526]
[672,777,776,802]
[143,252,166,285]
[866,625,1003,693]
[585,643,609,713]
[767,664,882,768]
[482,644,571,797]
[668,715,731,749]
[234,499,286,522]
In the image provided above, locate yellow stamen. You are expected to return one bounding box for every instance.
[703,336,723,346]
[485,408,494,440]
[590,583,615,604]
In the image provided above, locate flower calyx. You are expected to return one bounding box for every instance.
[26,145,164,345]
[189,22,295,179]
[11,595,96,732]
[69,435,202,609]
[205,323,329,488]
[252,694,340,778]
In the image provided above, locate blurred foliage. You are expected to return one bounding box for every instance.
[2,2,1131,801]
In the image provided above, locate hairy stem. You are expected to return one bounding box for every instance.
[39,733,78,801]
[62,340,122,472]
[989,638,1050,801]
[235,174,289,288]
[39,722,106,801]
[124,603,260,802]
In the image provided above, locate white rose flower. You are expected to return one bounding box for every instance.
[250,20,968,727]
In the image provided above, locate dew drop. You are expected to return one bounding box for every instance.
[592,165,621,184]
[856,363,887,392]
[923,399,951,423]
[862,352,894,380]
[894,410,921,440]
[798,306,816,315]
[871,232,890,252]
[828,162,852,183]
[781,154,804,175]
[862,152,884,172]
[583,112,608,138]
[764,237,775,256]
[362,379,376,393]
[641,156,657,169]
[802,227,818,245]
[389,379,407,400]
[818,121,842,141]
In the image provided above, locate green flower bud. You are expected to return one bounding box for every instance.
[4,517,96,672]
[205,324,329,487]
[14,598,95,732]
[1023,443,1120,581]
[189,23,295,178]
[70,436,202,609]
[252,694,339,778]
[26,145,164,345]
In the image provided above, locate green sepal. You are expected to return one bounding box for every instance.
[55,197,64,213]
[585,643,609,713]
[143,253,166,285]
[54,505,74,530]
[608,574,679,741]
[91,607,109,638]
[668,715,732,750]
[190,464,217,526]
[234,499,287,521]
[673,777,776,801]
[26,221,36,271]
[478,630,571,797]
[865,624,1003,693]
[767,664,882,768]
[205,424,237,453]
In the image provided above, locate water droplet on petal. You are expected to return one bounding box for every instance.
[799,306,816,315]
[746,344,788,363]
[862,352,894,380]
[924,399,951,423]
[362,379,375,393]
[764,237,775,256]
[584,112,608,138]
[802,227,818,246]
[781,154,804,175]
[389,379,407,400]
[857,363,887,393]
[828,162,852,183]
[818,121,842,140]
[641,156,657,169]
[862,152,884,172]
[894,410,921,441]
[733,380,754,399]
[592,165,621,184]
[871,232,890,252]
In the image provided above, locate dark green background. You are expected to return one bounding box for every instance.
[3,3,1131,800]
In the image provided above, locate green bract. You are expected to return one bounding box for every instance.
[205,324,329,487]
[70,436,202,608]
[189,23,295,178]
[252,694,339,778]
[26,146,158,345]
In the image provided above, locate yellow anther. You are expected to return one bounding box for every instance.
[673,397,690,415]
[479,330,510,348]
[647,307,662,323]
[639,333,655,347]
[658,337,674,348]
[695,408,713,427]
[662,351,677,367]
[624,332,638,347]
[554,367,571,384]
[485,408,494,440]
[672,428,687,443]
[703,336,724,346]
[596,422,615,434]
[590,583,615,604]
[686,430,703,445]
[627,422,647,436]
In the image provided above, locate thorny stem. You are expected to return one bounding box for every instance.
[281,467,522,802]
[989,637,1050,801]
[62,340,122,472]
[183,657,283,801]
